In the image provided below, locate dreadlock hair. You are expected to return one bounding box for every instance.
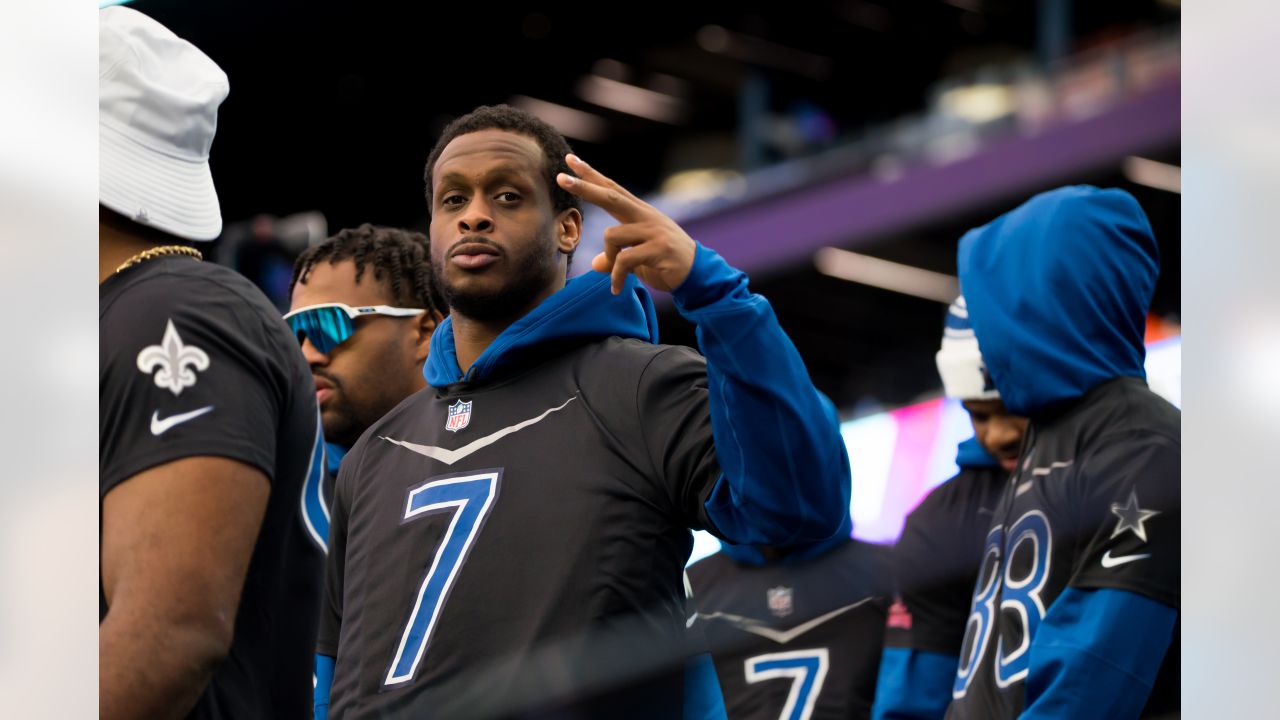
[289,224,445,316]
[423,104,581,268]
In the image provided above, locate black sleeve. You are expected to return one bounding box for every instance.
[635,346,721,532]
[889,490,981,656]
[99,276,287,497]
[316,443,357,657]
[1067,433,1180,608]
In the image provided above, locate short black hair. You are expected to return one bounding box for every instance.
[423,104,580,220]
[290,223,444,315]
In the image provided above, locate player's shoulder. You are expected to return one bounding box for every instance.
[1104,380,1180,443]
[1060,377,1180,450]
[571,338,707,395]
[105,257,272,311]
[102,258,287,341]
[907,466,1002,528]
[591,337,705,369]
[827,538,893,584]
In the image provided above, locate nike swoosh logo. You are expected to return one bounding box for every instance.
[1101,550,1151,568]
[150,406,214,435]
[694,597,877,644]
[381,396,577,466]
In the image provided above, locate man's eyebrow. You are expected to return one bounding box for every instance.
[436,165,533,188]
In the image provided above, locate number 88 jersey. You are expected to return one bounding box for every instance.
[945,379,1181,719]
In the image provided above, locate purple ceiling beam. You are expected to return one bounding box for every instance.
[682,78,1181,277]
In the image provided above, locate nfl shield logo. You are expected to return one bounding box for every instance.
[767,586,794,618]
[445,399,472,432]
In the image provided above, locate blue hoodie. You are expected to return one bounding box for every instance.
[957,185,1157,418]
[425,267,659,386]
[426,243,852,548]
[716,392,852,567]
[955,186,1175,719]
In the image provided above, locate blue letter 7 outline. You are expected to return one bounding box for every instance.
[384,469,502,687]
[744,648,830,720]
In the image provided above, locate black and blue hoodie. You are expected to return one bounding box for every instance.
[314,243,851,719]
[947,186,1180,719]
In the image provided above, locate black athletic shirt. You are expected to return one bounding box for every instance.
[100,255,324,720]
[946,378,1180,719]
[319,338,721,719]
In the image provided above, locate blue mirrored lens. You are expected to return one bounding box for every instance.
[286,306,354,354]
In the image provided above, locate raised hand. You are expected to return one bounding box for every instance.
[556,154,697,295]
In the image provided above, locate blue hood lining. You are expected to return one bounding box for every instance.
[425,271,659,388]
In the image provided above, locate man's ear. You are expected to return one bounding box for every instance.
[413,309,443,364]
[556,207,582,255]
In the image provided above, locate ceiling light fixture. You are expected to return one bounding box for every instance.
[508,95,608,143]
[814,247,959,304]
[575,75,686,124]
[1123,156,1181,194]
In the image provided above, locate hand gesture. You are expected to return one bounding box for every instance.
[557,154,697,295]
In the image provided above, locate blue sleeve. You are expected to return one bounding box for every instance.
[314,653,335,720]
[1023,588,1176,719]
[671,243,852,546]
[683,651,728,720]
[871,647,956,720]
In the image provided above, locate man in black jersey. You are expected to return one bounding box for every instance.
[872,297,1026,720]
[315,105,852,719]
[98,7,322,718]
[688,519,893,720]
[946,186,1179,718]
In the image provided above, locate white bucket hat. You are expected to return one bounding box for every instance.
[99,6,229,241]
[936,295,1001,400]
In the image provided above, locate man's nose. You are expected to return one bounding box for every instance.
[458,198,494,234]
[300,336,329,365]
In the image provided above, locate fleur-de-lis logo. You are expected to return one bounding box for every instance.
[136,319,210,396]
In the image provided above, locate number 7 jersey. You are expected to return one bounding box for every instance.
[317,338,724,719]
[946,378,1180,719]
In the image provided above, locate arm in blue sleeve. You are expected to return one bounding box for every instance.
[671,243,851,546]
[314,653,335,720]
[683,651,728,720]
[872,647,957,720]
[1023,588,1176,719]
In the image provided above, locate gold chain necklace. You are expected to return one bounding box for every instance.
[114,245,203,274]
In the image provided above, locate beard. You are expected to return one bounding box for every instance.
[318,380,366,448]
[321,370,412,448]
[435,230,563,323]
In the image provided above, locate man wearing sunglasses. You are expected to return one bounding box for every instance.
[314,105,851,719]
[286,222,444,491]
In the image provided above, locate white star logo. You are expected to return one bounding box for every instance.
[1109,489,1160,543]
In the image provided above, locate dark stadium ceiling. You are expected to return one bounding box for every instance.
[131,0,1181,411]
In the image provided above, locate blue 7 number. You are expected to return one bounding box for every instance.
[383,470,501,687]
[744,649,830,720]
